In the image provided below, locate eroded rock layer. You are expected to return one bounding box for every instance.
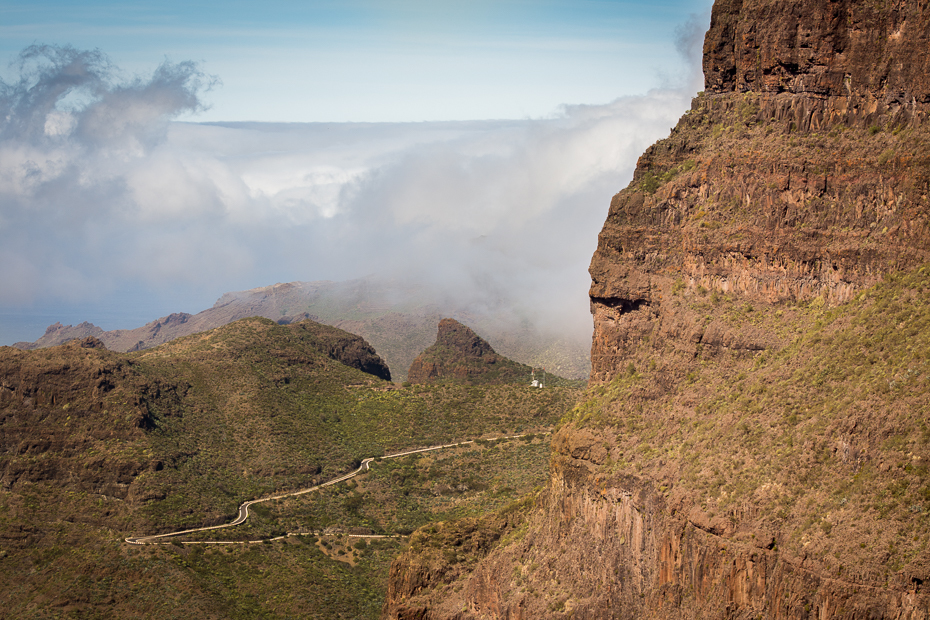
[383,1,930,618]
[590,0,930,383]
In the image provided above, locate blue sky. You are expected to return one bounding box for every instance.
[0,0,713,347]
[1,0,712,122]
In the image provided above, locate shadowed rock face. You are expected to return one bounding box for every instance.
[0,340,173,501]
[407,319,531,385]
[290,320,392,382]
[382,1,930,618]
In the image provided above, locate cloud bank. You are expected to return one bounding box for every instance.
[0,37,703,345]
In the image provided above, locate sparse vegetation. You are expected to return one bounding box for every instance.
[565,265,930,573]
[0,317,581,618]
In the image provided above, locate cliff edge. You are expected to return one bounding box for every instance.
[383,1,930,618]
[589,0,930,382]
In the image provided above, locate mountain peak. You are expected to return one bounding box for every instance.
[407,318,530,385]
[434,318,495,358]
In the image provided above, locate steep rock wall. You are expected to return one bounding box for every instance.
[704,0,930,102]
[437,438,928,619]
[590,0,930,382]
[384,1,930,618]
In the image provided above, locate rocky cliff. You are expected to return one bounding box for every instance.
[591,0,930,382]
[383,1,930,618]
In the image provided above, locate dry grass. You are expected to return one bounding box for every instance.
[563,264,930,579]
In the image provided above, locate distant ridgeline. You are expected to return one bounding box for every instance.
[13,278,591,381]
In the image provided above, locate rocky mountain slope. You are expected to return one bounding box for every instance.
[14,278,591,382]
[0,316,580,618]
[407,319,540,386]
[0,318,398,617]
[0,319,392,528]
[383,1,930,618]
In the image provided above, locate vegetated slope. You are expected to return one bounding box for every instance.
[15,277,591,381]
[160,435,562,620]
[383,1,930,618]
[0,317,580,618]
[407,319,561,386]
[388,269,930,619]
[0,319,395,601]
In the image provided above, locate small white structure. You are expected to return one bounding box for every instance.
[530,369,545,388]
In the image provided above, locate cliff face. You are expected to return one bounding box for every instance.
[704,0,930,103]
[383,1,930,618]
[589,0,930,383]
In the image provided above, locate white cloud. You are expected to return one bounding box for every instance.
[0,42,700,345]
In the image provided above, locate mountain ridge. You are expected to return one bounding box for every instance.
[13,278,591,382]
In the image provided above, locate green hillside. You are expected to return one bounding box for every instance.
[0,316,580,618]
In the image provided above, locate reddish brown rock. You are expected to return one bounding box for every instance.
[383,1,930,618]
[704,0,930,103]
[590,0,930,383]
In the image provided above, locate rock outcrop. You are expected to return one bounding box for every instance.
[288,319,392,382]
[0,339,170,501]
[383,1,930,618]
[407,319,534,385]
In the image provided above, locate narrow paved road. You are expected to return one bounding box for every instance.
[125,433,540,545]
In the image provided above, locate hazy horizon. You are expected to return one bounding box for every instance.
[0,2,711,347]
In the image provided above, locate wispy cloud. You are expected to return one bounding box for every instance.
[0,40,701,345]
[0,45,217,306]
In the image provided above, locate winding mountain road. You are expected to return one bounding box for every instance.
[125,433,540,545]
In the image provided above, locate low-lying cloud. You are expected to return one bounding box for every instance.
[0,32,704,345]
